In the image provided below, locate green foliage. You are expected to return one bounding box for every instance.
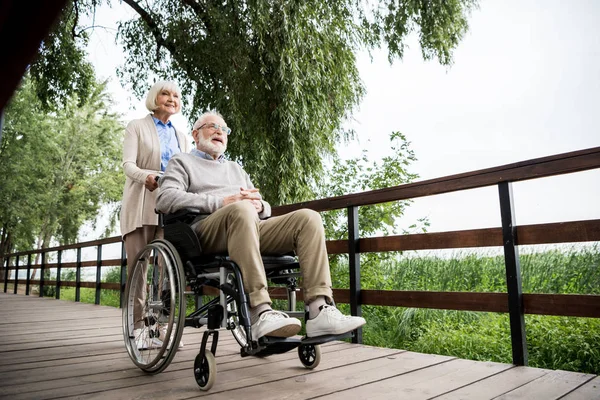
[526,315,600,373]
[318,132,427,290]
[0,76,124,257]
[104,266,122,283]
[61,269,76,282]
[29,0,99,110]
[109,0,477,205]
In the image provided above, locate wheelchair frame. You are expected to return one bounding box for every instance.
[122,209,351,391]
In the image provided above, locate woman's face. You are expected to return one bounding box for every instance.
[154,89,181,118]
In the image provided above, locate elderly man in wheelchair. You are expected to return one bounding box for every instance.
[122,110,365,390]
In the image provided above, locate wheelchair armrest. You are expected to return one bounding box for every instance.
[159,208,203,226]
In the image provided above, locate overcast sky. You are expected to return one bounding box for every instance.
[86,0,600,239]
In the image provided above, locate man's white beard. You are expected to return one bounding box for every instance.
[197,136,226,158]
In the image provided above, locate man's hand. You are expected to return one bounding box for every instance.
[250,199,264,213]
[223,188,263,213]
[145,174,159,192]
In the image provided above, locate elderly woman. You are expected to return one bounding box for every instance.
[120,80,191,349]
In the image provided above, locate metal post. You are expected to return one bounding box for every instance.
[3,256,9,293]
[120,242,127,309]
[95,245,102,305]
[39,252,45,297]
[347,206,362,344]
[26,254,31,295]
[13,255,19,294]
[55,250,62,299]
[498,182,528,366]
[75,247,81,302]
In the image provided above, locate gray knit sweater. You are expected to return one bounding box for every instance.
[155,152,271,218]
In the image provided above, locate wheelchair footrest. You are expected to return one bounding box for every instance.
[242,337,301,357]
[300,331,353,345]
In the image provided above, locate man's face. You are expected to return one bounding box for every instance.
[194,115,229,159]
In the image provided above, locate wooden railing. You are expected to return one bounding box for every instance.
[2,146,600,366]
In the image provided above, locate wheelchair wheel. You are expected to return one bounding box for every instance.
[123,239,185,374]
[298,344,321,369]
[194,350,217,391]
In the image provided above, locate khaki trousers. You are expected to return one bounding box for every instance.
[196,201,333,307]
[124,225,163,329]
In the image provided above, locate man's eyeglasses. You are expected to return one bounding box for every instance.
[197,123,231,135]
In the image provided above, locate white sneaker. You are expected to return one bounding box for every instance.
[251,310,301,339]
[160,326,184,348]
[306,305,366,337]
[133,328,164,350]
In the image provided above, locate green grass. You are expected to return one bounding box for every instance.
[58,287,121,308]
[350,244,600,374]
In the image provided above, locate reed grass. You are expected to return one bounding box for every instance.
[356,244,600,374]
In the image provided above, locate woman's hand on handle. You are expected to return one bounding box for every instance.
[145,174,159,192]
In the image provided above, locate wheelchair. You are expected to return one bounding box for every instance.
[122,208,352,391]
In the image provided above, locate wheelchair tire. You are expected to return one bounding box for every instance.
[298,344,321,369]
[194,350,217,391]
[122,239,186,374]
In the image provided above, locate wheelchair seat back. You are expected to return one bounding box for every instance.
[160,208,206,265]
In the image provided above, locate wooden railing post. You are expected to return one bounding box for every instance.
[39,252,45,297]
[3,255,8,293]
[120,241,127,309]
[56,249,62,300]
[26,254,31,295]
[13,255,19,294]
[498,181,528,366]
[76,247,82,302]
[347,206,363,344]
[95,244,102,305]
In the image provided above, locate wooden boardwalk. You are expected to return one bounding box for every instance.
[0,292,598,400]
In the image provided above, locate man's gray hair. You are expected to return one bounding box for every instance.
[192,110,224,130]
[145,80,181,112]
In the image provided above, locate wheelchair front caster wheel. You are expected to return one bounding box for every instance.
[194,351,217,391]
[298,344,321,369]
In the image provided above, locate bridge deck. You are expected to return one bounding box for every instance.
[0,292,598,400]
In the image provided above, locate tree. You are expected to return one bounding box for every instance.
[29,0,98,111]
[317,132,429,289]
[0,76,124,273]
[42,0,477,205]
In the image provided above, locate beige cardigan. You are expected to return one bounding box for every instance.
[120,114,191,237]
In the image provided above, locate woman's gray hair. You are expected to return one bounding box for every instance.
[145,80,182,112]
[192,110,225,130]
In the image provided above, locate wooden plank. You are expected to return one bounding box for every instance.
[2,327,122,344]
[495,370,597,400]
[434,366,550,399]
[360,290,509,312]
[524,294,600,318]
[518,219,600,245]
[325,219,600,255]
[314,358,512,400]
[359,228,503,253]
[0,328,242,374]
[560,376,600,400]
[15,343,392,399]
[7,236,122,258]
[198,351,454,399]
[0,338,242,396]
